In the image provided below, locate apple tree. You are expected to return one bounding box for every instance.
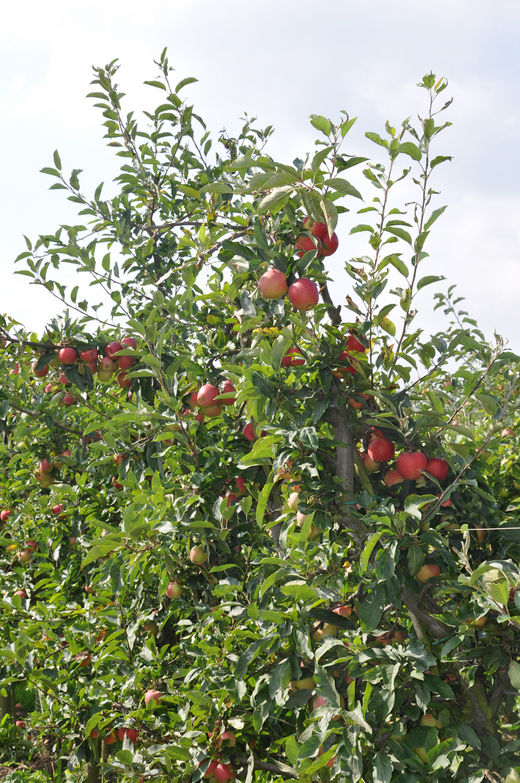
[1,51,520,782]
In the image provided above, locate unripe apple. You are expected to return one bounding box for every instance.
[291,676,316,690]
[416,564,441,582]
[360,451,379,474]
[384,469,404,487]
[202,403,222,418]
[396,451,428,480]
[282,347,305,367]
[17,549,33,564]
[287,491,300,511]
[258,267,288,299]
[58,346,77,364]
[295,233,322,258]
[426,458,449,481]
[197,383,219,407]
[367,437,394,463]
[80,348,98,363]
[189,545,207,565]
[144,689,162,707]
[312,623,338,641]
[166,580,182,599]
[288,279,319,312]
[420,713,442,728]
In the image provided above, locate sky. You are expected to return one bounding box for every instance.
[1,0,519,350]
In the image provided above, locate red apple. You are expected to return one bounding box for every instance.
[76,651,91,667]
[396,451,428,480]
[117,371,131,389]
[58,346,77,364]
[197,384,219,407]
[243,421,257,441]
[40,458,52,474]
[220,730,236,746]
[144,689,162,707]
[282,346,305,367]
[32,360,49,377]
[113,453,125,466]
[295,234,322,258]
[15,720,26,729]
[121,336,137,350]
[103,730,117,745]
[502,427,514,437]
[80,348,98,363]
[105,341,123,358]
[258,268,288,299]
[416,564,441,583]
[304,219,339,257]
[14,588,27,599]
[0,509,11,522]
[62,393,76,405]
[333,604,352,617]
[426,458,449,481]
[288,279,319,312]
[384,469,405,487]
[189,545,207,565]
[118,355,134,370]
[219,380,236,405]
[52,504,64,515]
[367,437,394,463]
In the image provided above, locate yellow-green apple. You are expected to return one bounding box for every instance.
[360,451,379,474]
[189,545,207,565]
[166,580,182,599]
[312,623,338,641]
[420,713,442,728]
[416,564,441,582]
[291,676,316,690]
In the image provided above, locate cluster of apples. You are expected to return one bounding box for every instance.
[295,218,339,258]
[187,380,236,421]
[33,337,138,399]
[258,267,319,312]
[360,429,450,487]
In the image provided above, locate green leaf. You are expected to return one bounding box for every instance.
[373,752,392,783]
[256,482,274,527]
[417,275,444,291]
[53,150,62,170]
[257,186,293,214]
[310,114,331,136]
[360,531,384,573]
[323,178,363,199]
[398,142,422,161]
[509,660,520,689]
[200,182,233,194]
[388,254,408,277]
[365,132,389,149]
[385,226,412,244]
[175,76,198,92]
[424,205,447,230]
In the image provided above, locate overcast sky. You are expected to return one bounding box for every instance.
[1,0,519,350]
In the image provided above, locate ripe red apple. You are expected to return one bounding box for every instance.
[14,588,27,599]
[258,267,288,299]
[59,372,71,385]
[333,604,352,617]
[166,580,182,599]
[76,651,91,667]
[384,469,404,487]
[304,219,339,257]
[396,451,428,480]
[426,458,449,481]
[103,730,117,745]
[213,763,235,782]
[282,347,305,367]
[52,504,64,515]
[121,336,137,350]
[189,545,208,565]
[345,334,366,354]
[243,421,257,441]
[117,371,131,389]
[118,355,134,370]
[40,458,52,474]
[144,689,162,707]
[15,720,26,729]
[0,509,12,522]
[416,564,441,583]
[220,730,236,746]
[288,279,319,312]
[113,453,125,466]
[58,346,77,364]
[295,233,322,258]
[220,380,236,405]
[197,384,219,407]
[367,437,394,463]
[32,360,49,377]
[80,348,98,363]
[105,341,123,358]
[502,427,514,437]
[117,727,139,743]
[62,393,76,405]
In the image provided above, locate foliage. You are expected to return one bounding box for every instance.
[1,52,519,782]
